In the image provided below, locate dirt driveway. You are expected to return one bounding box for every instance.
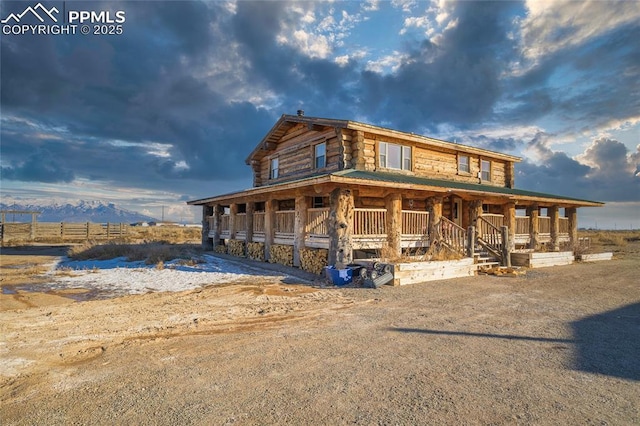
[1,244,639,425]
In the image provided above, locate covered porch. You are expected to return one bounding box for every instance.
[189,170,601,272]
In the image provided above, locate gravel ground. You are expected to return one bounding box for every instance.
[1,243,639,425]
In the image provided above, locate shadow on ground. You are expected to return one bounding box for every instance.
[392,302,640,381]
[571,302,640,381]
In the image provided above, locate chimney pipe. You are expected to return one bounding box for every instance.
[297,109,304,116]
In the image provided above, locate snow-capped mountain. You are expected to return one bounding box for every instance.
[0,200,158,223]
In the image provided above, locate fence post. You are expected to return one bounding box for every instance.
[30,215,36,241]
[501,226,511,267]
[61,222,65,239]
[466,226,476,258]
[86,222,91,239]
[107,223,111,239]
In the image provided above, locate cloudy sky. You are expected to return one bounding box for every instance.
[1,0,638,228]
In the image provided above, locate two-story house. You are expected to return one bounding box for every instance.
[188,113,602,272]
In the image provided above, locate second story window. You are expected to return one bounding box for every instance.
[314,142,326,169]
[458,155,470,173]
[481,160,491,181]
[270,157,279,179]
[379,142,411,171]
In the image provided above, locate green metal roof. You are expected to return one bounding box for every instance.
[333,169,603,206]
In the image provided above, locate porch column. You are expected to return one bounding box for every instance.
[328,188,354,268]
[201,205,214,250]
[469,200,483,227]
[566,207,578,247]
[229,203,237,239]
[264,199,277,261]
[211,204,223,248]
[246,202,255,243]
[527,205,540,250]
[426,196,443,242]
[549,205,560,251]
[293,196,308,267]
[385,193,402,259]
[502,202,516,254]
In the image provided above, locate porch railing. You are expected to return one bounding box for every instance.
[275,210,295,237]
[353,208,386,237]
[234,213,247,238]
[253,212,265,234]
[401,211,429,236]
[539,216,551,235]
[481,213,504,229]
[559,217,569,234]
[476,216,503,261]
[306,208,329,236]
[439,217,466,256]
[515,216,529,236]
[220,214,230,237]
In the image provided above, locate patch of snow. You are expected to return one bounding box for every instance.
[50,255,286,297]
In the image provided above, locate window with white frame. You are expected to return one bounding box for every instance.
[314,142,326,169]
[458,155,470,173]
[270,157,279,179]
[481,159,491,181]
[379,142,411,171]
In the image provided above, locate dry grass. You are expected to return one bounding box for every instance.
[578,230,639,252]
[68,241,203,265]
[377,242,463,263]
[1,225,201,246]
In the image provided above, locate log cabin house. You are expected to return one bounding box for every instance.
[188,113,602,274]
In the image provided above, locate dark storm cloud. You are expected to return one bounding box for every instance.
[1,1,275,187]
[516,135,639,202]
[230,1,359,116]
[358,0,523,131]
[502,21,640,129]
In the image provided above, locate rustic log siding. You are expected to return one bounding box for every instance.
[255,127,341,186]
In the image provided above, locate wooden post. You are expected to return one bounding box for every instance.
[328,188,354,268]
[501,226,511,267]
[229,203,237,240]
[469,200,483,228]
[293,196,308,267]
[426,196,443,243]
[466,226,476,258]
[385,193,402,259]
[502,202,516,254]
[246,202,255,243]
[61,222,65,239]
[211,204,223,248]
[527,205,539,250]
[107,222,111,239]
[202,205,214,250]
[566,207,578,248]
[264,199,277,261]
[86,222,91,239]
[549,205,560,251]
[30,213,37,240]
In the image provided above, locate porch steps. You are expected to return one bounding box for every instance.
[474,248,500,273]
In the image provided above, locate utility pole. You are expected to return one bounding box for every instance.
[161,206,165,223]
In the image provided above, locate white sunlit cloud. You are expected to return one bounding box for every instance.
[276,3,369,60]
[364,51,409,74]
[519,0,640,66]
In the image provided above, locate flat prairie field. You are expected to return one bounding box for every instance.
[1,237,639,425]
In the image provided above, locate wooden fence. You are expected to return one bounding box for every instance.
[1,222,129,243]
